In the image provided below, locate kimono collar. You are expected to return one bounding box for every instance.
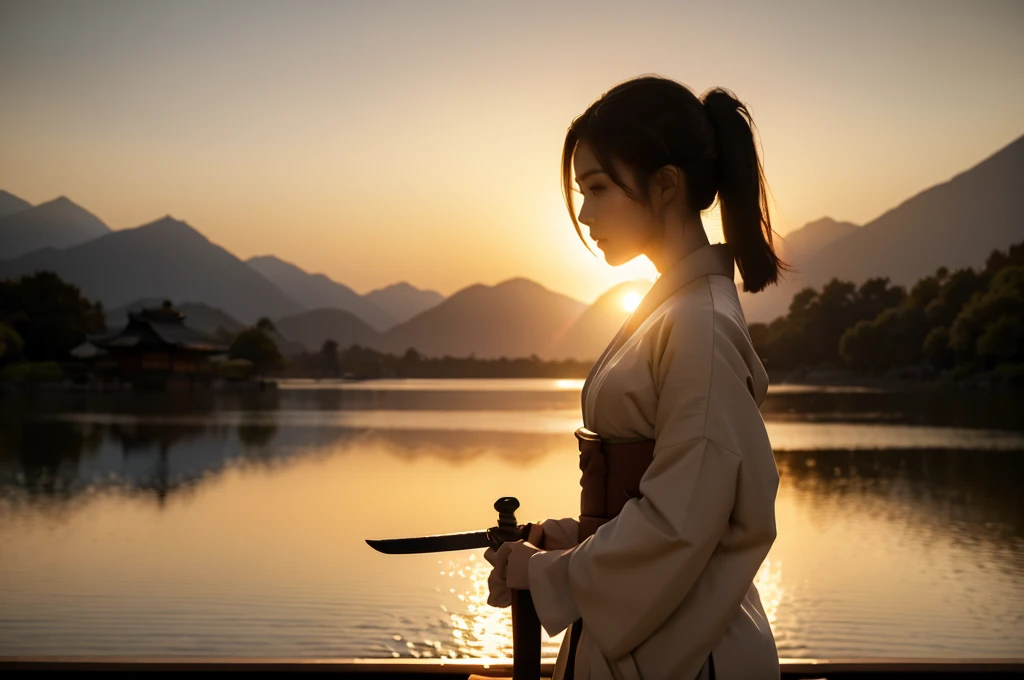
[582,243,735,414]
[632,242,734,335]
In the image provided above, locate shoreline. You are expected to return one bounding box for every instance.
[1,367,1022,395]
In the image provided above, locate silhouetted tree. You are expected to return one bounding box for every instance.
[949,266,1024,367]
[0,323,25,364]
[0,271,105,361]
[229,327,285,376]
[320,339,340,378]
[255,317,277,334]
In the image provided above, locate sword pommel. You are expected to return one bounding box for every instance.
[494,497,520,528]
[487,497,528,549]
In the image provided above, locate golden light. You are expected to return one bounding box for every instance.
[622,291,642,312]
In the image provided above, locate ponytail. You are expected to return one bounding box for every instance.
[701,88,786,293]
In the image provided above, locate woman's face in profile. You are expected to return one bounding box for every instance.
[573,141,656,267]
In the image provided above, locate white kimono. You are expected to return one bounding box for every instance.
[527,243,780,680]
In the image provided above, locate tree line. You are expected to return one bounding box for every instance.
[0,273,591,380]
[2,239,1021,385]
[748,239,1024,384]
[287,343,592,379]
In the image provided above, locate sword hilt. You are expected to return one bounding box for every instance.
[487,497,533,549]
[491,496,541,680]
[495,496,519,528]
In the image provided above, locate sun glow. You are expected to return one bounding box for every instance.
[622,291,643,312]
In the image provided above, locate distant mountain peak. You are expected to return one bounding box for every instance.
[0,189,28,202]
[248,254,293,267]
[137,215,207,239]
[739,132,1024,323]
[0,190,33,220]
[368,281,425,294]
[381,274,587,359]
[778,216,860,265]
[0,194,111,258]
[0,213,305,325]
[247,254,397,331]
[804,216,846,228]
[493,277,550,293]
[365,281,444,325]
[35,195,87,212]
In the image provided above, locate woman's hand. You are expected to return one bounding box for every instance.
[535,517,580,550]
[483,523,544,608]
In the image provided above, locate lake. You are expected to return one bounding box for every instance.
[1,379,1022,661]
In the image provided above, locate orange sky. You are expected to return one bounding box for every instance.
[1,1,1022,302]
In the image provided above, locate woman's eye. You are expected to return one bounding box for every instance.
[588,185,606,195]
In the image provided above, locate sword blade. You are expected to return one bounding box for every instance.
[365,530,491,554]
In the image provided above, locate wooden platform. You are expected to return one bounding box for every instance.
[2,657,1023,677]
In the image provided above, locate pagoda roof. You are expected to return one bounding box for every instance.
[91,305,230,354]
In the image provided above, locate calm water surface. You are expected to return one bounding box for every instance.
[1,379,1022,661]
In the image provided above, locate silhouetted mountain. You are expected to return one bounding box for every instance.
[0,190,32,220]
[0,216,304,324]
[106,298,245,336]
[777,217,859,266]
[740,133,1024,323]
[0,196,110,260]
[380,278,586,359]
[546,279,654,361]
[274,307,381,353]
[247,255,395,331]
[365,282,444,324]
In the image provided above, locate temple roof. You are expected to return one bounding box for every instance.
[90,303,230,354]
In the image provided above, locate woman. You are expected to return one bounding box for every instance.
[484,75,785,680]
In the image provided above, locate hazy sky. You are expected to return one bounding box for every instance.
[2,0,1022,302]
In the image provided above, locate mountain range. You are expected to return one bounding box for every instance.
[379,278,587,359]
[365,282,445,326]
[1,131,1021,359]
[0,216,304,324]
[0,195,111,260]
[247,255,397,331]
[740,133,1024,322]
[0,190,33,219]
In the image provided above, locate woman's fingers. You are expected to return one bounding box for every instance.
[527,523,544,547]
[487,567,512,608]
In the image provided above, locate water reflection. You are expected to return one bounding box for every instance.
[1,382,1023,659]
[3,383,1023,507]
[776,449,1024,539]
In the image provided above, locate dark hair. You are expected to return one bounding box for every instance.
[561,75,787,293]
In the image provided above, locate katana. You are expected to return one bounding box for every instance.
[366,497,542,680]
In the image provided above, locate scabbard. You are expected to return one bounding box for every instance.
[511,589,541,680]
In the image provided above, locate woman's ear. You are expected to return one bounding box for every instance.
[648,165,684,211]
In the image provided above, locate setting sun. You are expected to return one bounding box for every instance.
[622,291,643,312]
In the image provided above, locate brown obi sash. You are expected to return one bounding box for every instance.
[575,427,656,543]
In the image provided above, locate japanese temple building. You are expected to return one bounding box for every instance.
[83,302,230,390]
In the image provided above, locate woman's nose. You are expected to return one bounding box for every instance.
[577,200,594,227]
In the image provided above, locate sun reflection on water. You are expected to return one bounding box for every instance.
[754,557,783,628]
[390,551,778,661]
[424,552,566,659]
